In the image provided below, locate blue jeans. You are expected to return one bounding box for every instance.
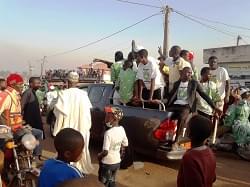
[31,128,43,156]
[98,163,120,187]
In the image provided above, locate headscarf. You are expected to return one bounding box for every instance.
[6,73,24,86]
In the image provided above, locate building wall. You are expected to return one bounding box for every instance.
[203,45,250,64]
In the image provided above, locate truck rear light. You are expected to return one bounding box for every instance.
[153,119,177,141]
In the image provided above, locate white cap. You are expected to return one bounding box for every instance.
[134,45,145,52]
[49,85,55,90]
[67,71,79,83]
[240,88,249,96]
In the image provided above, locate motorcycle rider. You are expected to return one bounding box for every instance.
[0,73,43,160]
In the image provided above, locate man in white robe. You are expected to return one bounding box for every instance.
[53,71,94,174]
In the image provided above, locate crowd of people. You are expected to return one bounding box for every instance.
[94,44,250,186]
[0,43,249,187]
[45,68,104,81]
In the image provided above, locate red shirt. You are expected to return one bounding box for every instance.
[177,146,216,187]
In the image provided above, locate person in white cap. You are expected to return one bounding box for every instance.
[53,71,94,174]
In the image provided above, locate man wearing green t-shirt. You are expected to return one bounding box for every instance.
[116,60,136,105]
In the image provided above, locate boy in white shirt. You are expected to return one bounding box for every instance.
[136,49,164,101]
[98,106,128,187]
[208,56,230,111]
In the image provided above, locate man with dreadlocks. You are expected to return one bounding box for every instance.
[98,106,128,187]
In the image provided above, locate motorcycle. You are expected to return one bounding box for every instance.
[0,125,39,187]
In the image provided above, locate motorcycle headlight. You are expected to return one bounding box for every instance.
[21,134,37,151]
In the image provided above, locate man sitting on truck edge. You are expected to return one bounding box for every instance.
[166,67,221,138]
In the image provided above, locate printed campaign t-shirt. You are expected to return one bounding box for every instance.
[197,81,221,116]
[167,57,192,91]
[38,159,83,187]
[136,59,164,90]
[210,67,230,100]
[174,81,189,105]
[102,126,128,165]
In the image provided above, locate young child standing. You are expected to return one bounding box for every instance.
[98,106,128,187]
[177,115,216,187]
[38,128,84,187]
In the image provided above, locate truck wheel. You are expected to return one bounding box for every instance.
[120,144,134,169]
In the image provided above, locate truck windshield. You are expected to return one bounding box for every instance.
[88,86,105,103]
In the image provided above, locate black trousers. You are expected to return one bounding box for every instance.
[142,88,162,100]
[166,104,191,139]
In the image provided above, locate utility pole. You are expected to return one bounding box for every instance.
[28,62,33,78]
[163,6,171,57]
[40,56,47,78]
[236,35,242,46]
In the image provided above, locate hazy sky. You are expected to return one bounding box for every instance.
[1,0,250,75]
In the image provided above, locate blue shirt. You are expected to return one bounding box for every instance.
[38,159,83,187]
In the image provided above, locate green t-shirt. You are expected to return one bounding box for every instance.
[117,68,136,104]
[111,61,123,82]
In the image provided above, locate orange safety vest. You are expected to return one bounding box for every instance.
[0,87,23,127]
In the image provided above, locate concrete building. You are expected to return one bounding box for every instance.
[203,45,250,88]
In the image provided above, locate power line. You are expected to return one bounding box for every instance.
[174,9,250,31]
[172,9,236,38]
[115,0,162,9]
[156,0,165,7]
[241,38,249,45]
[47,11,162,58]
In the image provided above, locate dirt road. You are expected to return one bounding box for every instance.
[42,125,250,187]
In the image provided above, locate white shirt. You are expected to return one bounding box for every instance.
[53,88,93,173]
[136,59,164,90]
[46,90,58,106]
[210,67,230,99]
[102,126,128,165]
[174,81,189,105]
